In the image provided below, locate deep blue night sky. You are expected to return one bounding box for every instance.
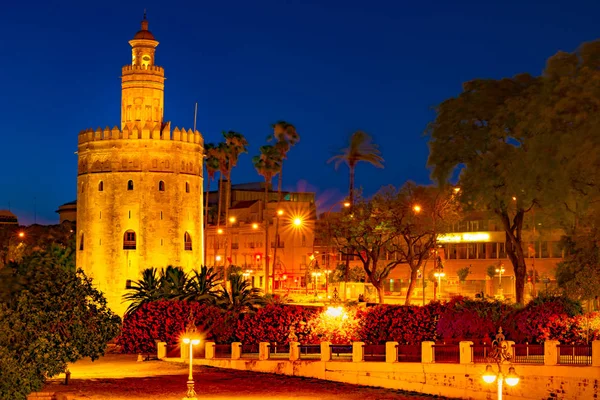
[1,0,599,225]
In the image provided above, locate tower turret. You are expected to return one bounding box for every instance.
[121,14,165,129]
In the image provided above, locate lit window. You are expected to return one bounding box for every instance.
[98,181,104,191]
[123,230,136,250]
[127,180,134,190]
[158,181,165,191]
[185,182,190,193]
[184,232,192,251]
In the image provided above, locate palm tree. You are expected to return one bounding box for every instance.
[252,145,283,293]
[222,131,249,226]
[122,268,162,315]
[328,130,384,206]
[204,143,220,265]
[217,273,266,313]
[182,265,221,303]
[158,265,188,299]
[268,121,299,290]
[214,142,230,231]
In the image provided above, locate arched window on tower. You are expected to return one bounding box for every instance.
[127,180,134,191]
[184,232,192,251]
[123,230,136,250]
[98,181,104,192]
[158,181,165,191]
[185,182,190,193]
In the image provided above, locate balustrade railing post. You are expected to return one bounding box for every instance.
[421,341,434,363]
[386,341,399,363]
[156,341,167,360]
[459,341,473,364]
[592,341,600,367]
[289,342,300,361]
[259,342,270,361]
[352,342,365,362]
[544,340,559,366]
[321,341,332,362]
[205,341,216,360]
[231,342,242,360]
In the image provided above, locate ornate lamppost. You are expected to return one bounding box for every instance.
[482,328,520,400]
[181,316,201,400]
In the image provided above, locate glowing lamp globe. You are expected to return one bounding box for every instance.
[505,366,520,387]
[482,365,497,384]
[183,338,200,345]
[325,306,344,318]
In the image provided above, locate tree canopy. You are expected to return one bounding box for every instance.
[0,250,120,400]
[426,39,600,304]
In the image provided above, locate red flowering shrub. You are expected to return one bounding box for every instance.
[234,304,320,344]
[357,303,441,344]
[511,296,583,343]
[117,301,234,353]
[436,297,514,343]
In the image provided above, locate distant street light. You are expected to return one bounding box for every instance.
[413,205,422,213]
[434,271,445,300]
[495,264,505,298]
[293,217,303,227]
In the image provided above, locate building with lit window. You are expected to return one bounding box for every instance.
[205,182,316,290]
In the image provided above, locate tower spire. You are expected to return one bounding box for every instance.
[141,10,149,31]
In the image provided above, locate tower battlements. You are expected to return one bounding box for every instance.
[121,64,164,74]
[78,122,203,146]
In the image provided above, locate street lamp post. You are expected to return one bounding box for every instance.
[311,271,321,299]
[4,230,25,265]
[433,271,445,300]
[495,264,505,298]
[482,327,520,400]
[324,269,332,298]
[181,319,201,400]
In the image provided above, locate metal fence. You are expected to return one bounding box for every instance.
[299,344,321,359]
[214,344,232,359]
[433,344,460,363]
[512,344,544,364]
[471,344,491,363]
[241,343,259,359]
[557,344,592,366]
[330,344,353,361]
[397,344,422,363]
[269,343,290,358]
[363,344,386,362]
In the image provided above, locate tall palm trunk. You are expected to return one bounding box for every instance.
[217,173,223,229]
[343,164,355,299]
[203,177,211,266]
[271,164,284,292]
[225,161,232,267]
[263,181,270,293]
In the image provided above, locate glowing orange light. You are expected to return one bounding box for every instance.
[18,232,25,238]
[413,205,422,213]
[277,209,284,216]
[217,228,223,234]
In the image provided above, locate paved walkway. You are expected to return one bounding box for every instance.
[42,355,449,399]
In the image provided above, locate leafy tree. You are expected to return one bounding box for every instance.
[457,266,471,283]
[328,130,384,207]
[427,40,600,304]
[330,263,365,283]
[556,234,600,301]
[0,251,120,400]
[217,273,266,313]
[486,265,497,280]
[253,145,283,293]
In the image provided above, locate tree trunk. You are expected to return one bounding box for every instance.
[376,283,385,304]
[225,167,232,267]
[499,209,527,304]
[404,267,419,305]
[264,181,270,294]
[217,173,223,229]
[271,165,283,292]
[203,177,211,266]
[349,165,355,206]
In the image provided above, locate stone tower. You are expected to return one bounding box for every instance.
[76,16,204,315]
